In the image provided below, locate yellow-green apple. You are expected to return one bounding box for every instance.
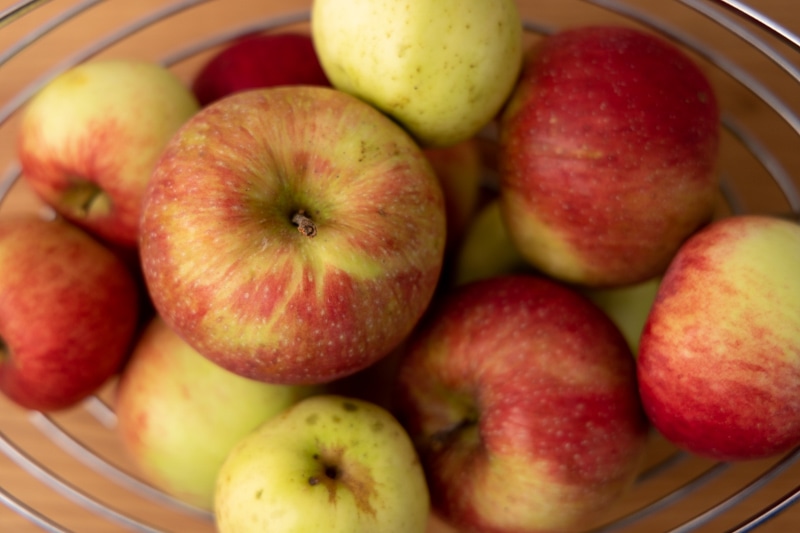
[139,86,446,385]
[191,32,330,107]
[214,394,429,533]
[17,59,199,248]
[114,316,319,510]
[499,25,720,287]
[450,198,528,286]
[423,138,483,255]
[393,274,649,533]
[0,215,140,411]
[637,215,800,461]
[582,277,661,354]
[311,0,523,148]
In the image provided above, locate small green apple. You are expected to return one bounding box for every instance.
[115,317,318,510]
[582,277,661,354]
[451,198,528,286]
[215,395,429,533]
[311,0,523,147]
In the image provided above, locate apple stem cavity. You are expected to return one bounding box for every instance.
[292,209,317,238]
[64,180,112,218]
[0,336,6,362]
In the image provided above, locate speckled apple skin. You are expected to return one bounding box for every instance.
[311,0,523,148]
[394,274,649,533]
[638,215,800,461]
[0,216,140,411]
[499,26,720,287]
[139,86,446,386]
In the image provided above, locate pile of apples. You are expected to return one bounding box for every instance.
[1,1,799,532]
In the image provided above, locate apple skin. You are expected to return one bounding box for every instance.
[582,277,661,354]
[394,274,649,533]
[423,138,483,254]
[139,86,446,385]
[114,316,318,510]
[214,394,430,533]
[17,59,200,249]
[0,215,140,411]
[637,215,800,461]
[311,0,523,148]
[191,32,330,107]
[499,25,720,287]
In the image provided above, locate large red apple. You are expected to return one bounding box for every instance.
[191,32,330,106]
[498,25,720,287]
[17,59,199,249]
[393,274,649,533]
[139,86,446,386]
[0,215,141,411]
[638,215,800,461]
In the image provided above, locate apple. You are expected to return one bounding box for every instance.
[139,86,446,385]
[393,274,649,533]
[214,394,430,533]
[17,59,200,249]
[498,25,720,287]
[191,32,330,107]
[0,215,140,411]
[637,214,800,461]
[114,316,318,510]
[450,198,529,286]
[423,138,484,254]
[311,0,523,148]
[582,277,661,354]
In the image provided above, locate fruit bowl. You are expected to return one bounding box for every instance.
[0,0,799,531]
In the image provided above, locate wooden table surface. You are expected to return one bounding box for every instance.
[0,1,799,532]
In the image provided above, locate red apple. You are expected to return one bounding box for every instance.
[499,25,720,287]
[17,59,200,249]
[638,215,800,461]
[0,215,141,411]
[139,86,446,386]
[394,274,649,533]
[191,32,330,106]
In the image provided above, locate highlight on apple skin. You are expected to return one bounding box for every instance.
[499,25,720,287]
[139,85,447,386]
[393,274,650,533]
[637,214,800,462]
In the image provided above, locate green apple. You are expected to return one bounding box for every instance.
[114,317,318,510]
[17,59,199,248]
[638,215,800,461]
[451,198,528,286]
[582,277,661,354]
[311,0,523,147]
[214,394,429,533]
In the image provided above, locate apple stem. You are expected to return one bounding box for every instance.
[292,210,317,238]
[0,336,7,362]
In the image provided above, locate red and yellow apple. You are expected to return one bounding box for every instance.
[638,215,800,461]
[0,215,140,411]
[499,25,720,287]
[17,59,199,248]
[394,274,649,532]
[139,86,446,386]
